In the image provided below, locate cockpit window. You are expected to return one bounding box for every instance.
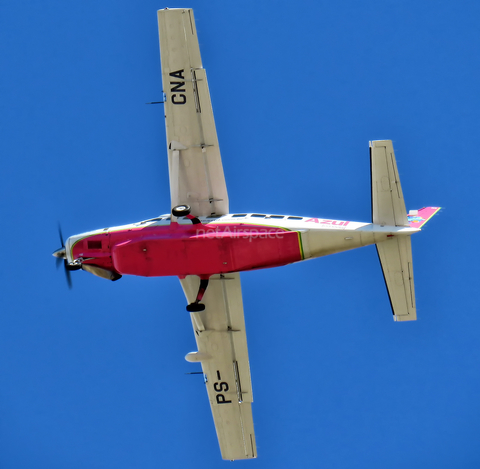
[287,216,303,220]
[232,214,246,217]
[268,215,284,219]
[250,214,266,218]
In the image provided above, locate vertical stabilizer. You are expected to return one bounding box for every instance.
[408,207,441,228]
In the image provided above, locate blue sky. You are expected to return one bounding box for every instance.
[1,0,479,467]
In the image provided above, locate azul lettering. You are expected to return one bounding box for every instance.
[214,370,232,404]
[305,218,350,227]
[169,70,186,104]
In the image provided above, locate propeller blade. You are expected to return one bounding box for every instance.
[64,259,72,289]
[56,225,73,289]
[58,225,65,248]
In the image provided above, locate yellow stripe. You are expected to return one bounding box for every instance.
[422,207,442,226]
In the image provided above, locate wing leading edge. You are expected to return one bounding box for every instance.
[180,274,256,460]
[157,8,228,217]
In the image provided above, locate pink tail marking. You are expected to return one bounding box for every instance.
[408,207,441,228]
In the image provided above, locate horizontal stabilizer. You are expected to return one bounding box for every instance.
[370,140,408,227]
[377,236,416,321]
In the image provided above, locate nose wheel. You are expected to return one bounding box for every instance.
[186,278,209,312]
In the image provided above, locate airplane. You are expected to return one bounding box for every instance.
[52,8,440,461]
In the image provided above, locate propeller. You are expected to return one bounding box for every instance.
[52,225,73,288]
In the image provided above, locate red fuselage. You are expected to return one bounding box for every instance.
[71,222,304,278]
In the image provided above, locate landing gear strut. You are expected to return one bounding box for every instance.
[172,204,202,225]
[66,260,82,271]
[186,278,209,312]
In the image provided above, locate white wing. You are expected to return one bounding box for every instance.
[180,273,257,460]
[157,8,228,216]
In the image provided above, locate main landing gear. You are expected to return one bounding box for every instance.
[172,204,191,217]
[172,205,208,311]
[171,204,202,225]
[186,278,209,312]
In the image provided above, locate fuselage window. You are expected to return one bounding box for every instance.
[87,240,102,250]
[140,217,163,224]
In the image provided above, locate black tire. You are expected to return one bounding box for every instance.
[186,303,206,312]
[65,262,82,271]
[172,204,191,217]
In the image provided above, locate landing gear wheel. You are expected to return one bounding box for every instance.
[186,278,209,313]
[172,204,191,217]
[186,303,206,312]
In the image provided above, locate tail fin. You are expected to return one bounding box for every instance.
[408,207,441,229]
